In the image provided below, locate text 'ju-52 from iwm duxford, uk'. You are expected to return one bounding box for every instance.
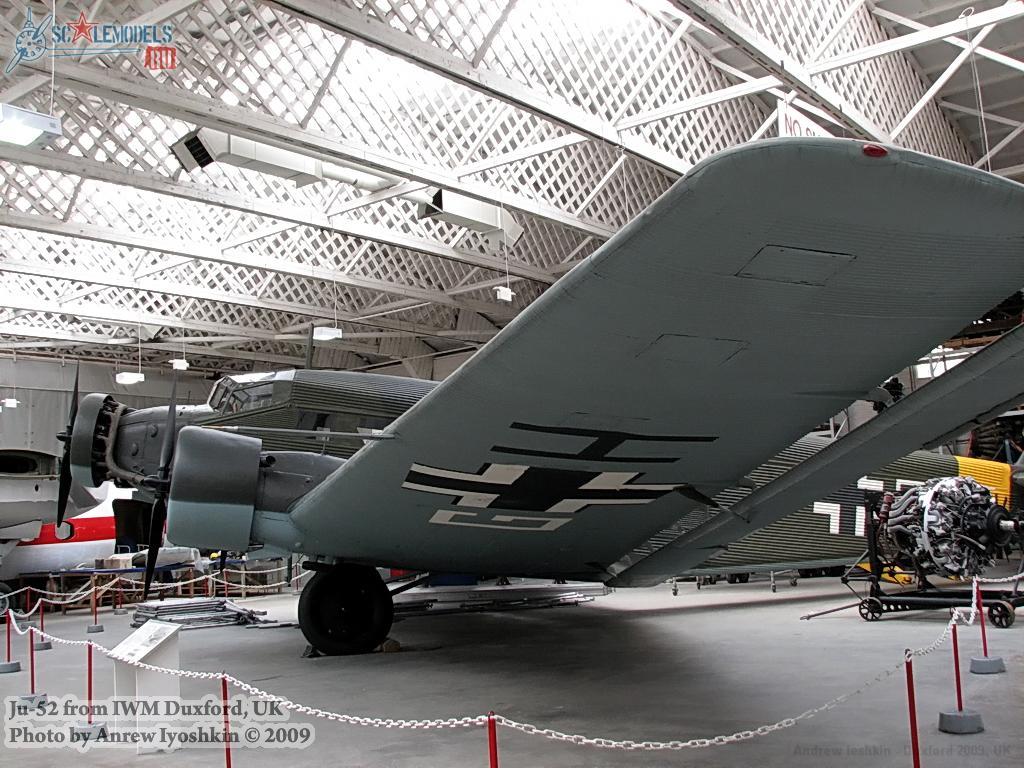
[60,139,1024,654]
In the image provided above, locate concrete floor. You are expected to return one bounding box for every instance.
[2,576,1021,768]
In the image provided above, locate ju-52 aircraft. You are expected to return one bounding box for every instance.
[58,139,1024,654]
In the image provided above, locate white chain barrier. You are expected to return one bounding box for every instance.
[3,572,1016,751]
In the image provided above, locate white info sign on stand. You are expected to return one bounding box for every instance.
[110,619,181,753]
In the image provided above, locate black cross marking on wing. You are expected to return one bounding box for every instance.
[492,422,717,463]
[403,463,679,514]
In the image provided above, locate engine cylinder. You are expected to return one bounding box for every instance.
[882,476,1017,578]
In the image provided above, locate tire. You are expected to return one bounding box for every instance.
[298,565,393,655]
[737,573,750,584]
[726,574,738,584]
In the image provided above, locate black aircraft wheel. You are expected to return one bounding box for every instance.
[726,574,738,584]
[859,597,883,622]
[737,573,750,584]
[988,601,1015,629]
[298,565,393,655]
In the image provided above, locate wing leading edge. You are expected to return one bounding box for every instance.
[288,138,1024,579]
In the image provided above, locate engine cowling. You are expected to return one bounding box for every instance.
[166,426,262,552]
[165,426,344,554]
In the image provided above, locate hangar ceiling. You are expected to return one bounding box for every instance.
[0,0,1021,376]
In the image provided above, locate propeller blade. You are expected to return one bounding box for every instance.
[55,365,81,527]
[142,495,168,600]
[55,459,73,528]
[158,373,178,476]
[69,363,79,428]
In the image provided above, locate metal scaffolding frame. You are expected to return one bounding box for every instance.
[0,0,1020,374]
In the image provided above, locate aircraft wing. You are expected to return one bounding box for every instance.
[610,321,1024,585]
[288,138,1024,580]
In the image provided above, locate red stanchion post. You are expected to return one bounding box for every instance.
[87,643,93,725]
[487,711,499,768]
[39,599,44,633]
[28,627,36,695]
[951,624,963,712]
[904,652,921,768]
[0,608,20,674]
[221,675,233,768]
[975,583,988,658]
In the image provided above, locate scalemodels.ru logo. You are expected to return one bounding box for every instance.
[5,8,177,75]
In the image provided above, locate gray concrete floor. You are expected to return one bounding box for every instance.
[2,576,1021,767]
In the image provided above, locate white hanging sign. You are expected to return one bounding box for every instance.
[778,101,831,138]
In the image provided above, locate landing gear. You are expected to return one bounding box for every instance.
[298,565,393,655]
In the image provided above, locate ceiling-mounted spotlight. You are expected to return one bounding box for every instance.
[171,128,324,186]
[494,286,515,303]
[168,127,424,198]
[2,398,18,408]
[0,103,62,147]
[418,190,525,250]
[171,358,189,371]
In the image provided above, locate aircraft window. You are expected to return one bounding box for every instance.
[207,379,232,410]
[209,373,276,411]
[296,411,376,433]
[223,382,275,414]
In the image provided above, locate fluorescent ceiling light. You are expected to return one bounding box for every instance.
[494,286,515,303]
[2,398,18,408]
[171,358,189,371]
[0,103,62,147]
[115,371,146,385]
[313,327,344,341]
